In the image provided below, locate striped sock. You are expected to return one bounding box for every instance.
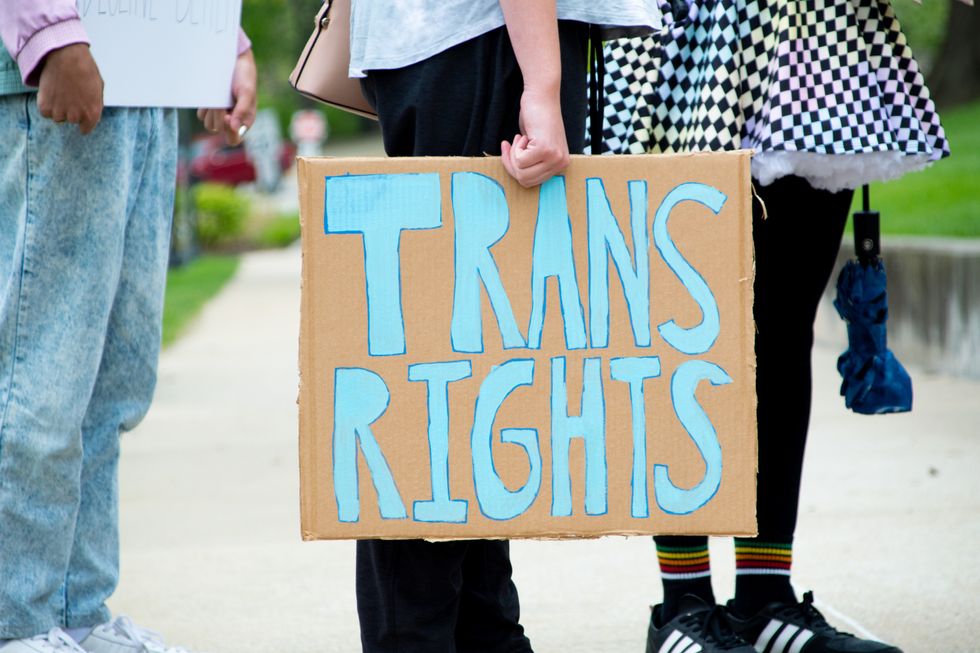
[733,538,797,616]
[656,538,714,622]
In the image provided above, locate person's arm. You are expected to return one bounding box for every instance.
[498,0,568,188]
[0,1,103,134]
[196,29,257,146]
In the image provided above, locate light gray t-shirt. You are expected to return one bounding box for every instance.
[349,0,662,77]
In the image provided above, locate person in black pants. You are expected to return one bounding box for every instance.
[350,0,661,647]
[354,16,590,653]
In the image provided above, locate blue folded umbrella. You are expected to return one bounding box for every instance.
[833,259,912,414]
[832,186,912,415]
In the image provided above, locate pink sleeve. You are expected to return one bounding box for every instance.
[0,1,90,86]
[238,28,252,56]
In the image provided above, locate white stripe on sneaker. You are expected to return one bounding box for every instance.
[680,642,703,653]
[658,630,684,653]
[787,628,814,653]
[769,624,800,653]
[754,619,784,652]
[670,635,694,653]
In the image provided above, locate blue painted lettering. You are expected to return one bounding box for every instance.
[652,183,727,355]
[528,177,588,350]
[654,360,732,515]
[609,356,662,518]
[587,178,651,348]
[333,368,407,522]
[450,173,526,353]
[324,173,442,356]
[408,361,472,523]
[550,356,607,516]
[471,359,542,520]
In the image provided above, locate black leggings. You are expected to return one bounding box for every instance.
[657,175,852,552]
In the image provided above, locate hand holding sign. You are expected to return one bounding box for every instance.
[498,0,570,189]
[501,87,570,189]
[37,44,104,134]
[196,47,257,146]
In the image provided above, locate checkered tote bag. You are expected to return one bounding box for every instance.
[597,0,950,191]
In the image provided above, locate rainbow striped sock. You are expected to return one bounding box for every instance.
[734,539,792,576]
[657,539,714,620]
[733,538,796,616]
[658,542,712,580]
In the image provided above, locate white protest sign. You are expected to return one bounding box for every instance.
[77,0,242,108]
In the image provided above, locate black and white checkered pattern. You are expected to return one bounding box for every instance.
[596,0,949,184]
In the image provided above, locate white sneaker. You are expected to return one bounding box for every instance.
[0,629,87,653]
[77,618,205,653]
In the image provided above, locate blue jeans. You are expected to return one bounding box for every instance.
[0,95,177,638]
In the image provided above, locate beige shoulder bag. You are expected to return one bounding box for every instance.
[289,0,377,120]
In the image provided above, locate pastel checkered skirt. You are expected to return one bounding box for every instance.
[598,0,950,191]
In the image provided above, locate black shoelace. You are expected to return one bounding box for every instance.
[772,591,854,639]
[678,605,748,650]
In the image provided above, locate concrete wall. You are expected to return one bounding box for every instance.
[816,237,980,380]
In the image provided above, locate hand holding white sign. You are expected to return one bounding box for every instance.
[197,47,257,146]
[37,44,104,134]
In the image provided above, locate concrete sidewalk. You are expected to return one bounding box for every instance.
[110,245,980,653]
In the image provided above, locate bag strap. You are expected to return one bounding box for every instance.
[854,184,881,265]
[588,25,605,155]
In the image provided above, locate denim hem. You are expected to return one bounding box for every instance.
[0,604,109,638]
[64,606,111,630]
[0,621,59,640]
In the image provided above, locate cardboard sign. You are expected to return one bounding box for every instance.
[77,0,242,107]
[298,153,757,540]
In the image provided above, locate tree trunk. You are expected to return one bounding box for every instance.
[926,2,980,109]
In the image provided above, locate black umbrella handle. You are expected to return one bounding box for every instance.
[853,184,880,265]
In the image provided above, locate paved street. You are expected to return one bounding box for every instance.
[109,239,980,652]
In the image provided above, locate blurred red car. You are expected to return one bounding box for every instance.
[188,134,296,186]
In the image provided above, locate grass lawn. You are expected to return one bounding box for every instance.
[862,100,980,238]
[162,255,240,347]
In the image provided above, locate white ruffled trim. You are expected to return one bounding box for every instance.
[752,151,937,192]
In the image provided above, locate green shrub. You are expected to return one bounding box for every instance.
[193,183,250,247]
[258,214,302,248]
[324,107,368,138]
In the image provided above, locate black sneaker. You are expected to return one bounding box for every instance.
[725,591,903,653]
[647,595,757,653]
